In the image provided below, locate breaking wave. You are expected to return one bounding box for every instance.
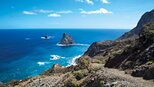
[37,62,49,66]
[67,55,82,66]
[50,55,65,60]
[56,43,89,47]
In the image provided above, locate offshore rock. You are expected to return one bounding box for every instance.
[59,33,74,45]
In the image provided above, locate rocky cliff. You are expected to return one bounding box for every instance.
[59,33,74,45]
[84,17,154,80]
[118,9,154,40]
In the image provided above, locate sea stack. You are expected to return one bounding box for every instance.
[59,33,74,45]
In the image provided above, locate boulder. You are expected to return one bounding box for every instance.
[131,64,154,80]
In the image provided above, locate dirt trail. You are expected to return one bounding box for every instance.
[102,67,154,87]
[14,64,154,87]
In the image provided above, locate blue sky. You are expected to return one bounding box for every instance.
[0,0,154,29]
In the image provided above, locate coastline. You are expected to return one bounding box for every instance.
[3,9,154,87]
[1,9,154,87]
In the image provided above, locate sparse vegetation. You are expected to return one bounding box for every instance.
[88,63,102,72]
[73,69,88,80]
[63,76,83,87]
[146,60,153,65]
[79,57,90,69]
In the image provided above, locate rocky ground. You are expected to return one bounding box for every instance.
[5,64,154,87]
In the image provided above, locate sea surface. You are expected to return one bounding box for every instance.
[0,29,129,83]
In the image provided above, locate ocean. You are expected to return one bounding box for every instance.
[0,29,129,83]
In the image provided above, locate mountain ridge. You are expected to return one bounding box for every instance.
[118,9,154,40]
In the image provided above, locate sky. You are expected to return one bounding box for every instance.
[0,0,154,29]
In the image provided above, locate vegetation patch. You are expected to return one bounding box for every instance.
[73,69,88,80]
[146,60,153,65]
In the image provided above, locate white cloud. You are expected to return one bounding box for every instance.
[76,0,84,2]
[101,0,109,4]
[48,13,61,17]
[23,11,36,15]
[35,9,53,13]
[23,9,72,17]
[76,0,110,5]
[80,8,112,14]
[86,0,94,5]
[57,10,73,14]
[76,0,94,5]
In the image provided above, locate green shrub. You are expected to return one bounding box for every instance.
[64,77,81,87]
[146,60,153,65]
[73,69,88,80]
[80,58,90,69]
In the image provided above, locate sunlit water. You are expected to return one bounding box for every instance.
[0,29,129,83]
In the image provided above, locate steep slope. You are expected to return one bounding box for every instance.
[84,22,154,80]
[118,9,154,40]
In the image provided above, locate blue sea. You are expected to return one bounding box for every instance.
[0,29,129,83]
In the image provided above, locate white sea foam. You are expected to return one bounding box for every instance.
[50,55,65,60]
[25,38,31,40]
[37,62,49,66]
[75,43,90,46]
[56,43,89,47]
[41,36,54,40]
[37,62,45,65]
[67,55,82,66]
[56,43,67,46]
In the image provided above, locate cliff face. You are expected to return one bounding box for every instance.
[84,41,115,57]
[118,9,154,40]
[84,22,154,80]
[82,9,154,80]
[105,23,154,67]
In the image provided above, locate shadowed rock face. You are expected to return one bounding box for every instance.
[118,9,154,40]
[84,41,115,57]
[84,22,154,80]
[59,33,74,45]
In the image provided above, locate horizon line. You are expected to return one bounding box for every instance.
[0,28,131,30]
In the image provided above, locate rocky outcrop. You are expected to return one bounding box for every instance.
[118,9,154,40]
[131,64,154,80]
[59,33,74,45]
[84,41,115,57]
[84,22,154,80]
[43,64,79,75]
